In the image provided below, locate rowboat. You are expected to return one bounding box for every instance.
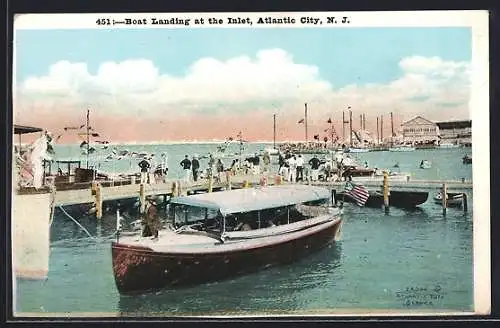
[389,146,415,152]
[111,185,343,294]
[420,160,432,169]
[433,192,464,207]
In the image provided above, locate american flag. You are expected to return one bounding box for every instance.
[344,182,369,206]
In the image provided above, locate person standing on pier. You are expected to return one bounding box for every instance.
[263,151,271,173]
[296,154,304,182]
[287,155,297,182]
[192,155,200,182]
[138,157,151,184]
[161,153,169,182]
[253,153,260,175]
[180,155,192,182]
[309,155,321,182]
[216,159,224,182]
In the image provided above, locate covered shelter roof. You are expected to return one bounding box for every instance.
[170,185,331,215]
[436,120,472,129]
[14,124,43,135]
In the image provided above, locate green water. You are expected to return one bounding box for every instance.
[15,145,474,316]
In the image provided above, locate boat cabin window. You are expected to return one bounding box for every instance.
[170,198,332,233]
[170,204,221,231]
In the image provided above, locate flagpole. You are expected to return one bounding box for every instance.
[304,103,308,143]
[86,108,90,169]
[342,111,345,143]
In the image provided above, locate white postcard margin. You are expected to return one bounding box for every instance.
[12,10,490,316]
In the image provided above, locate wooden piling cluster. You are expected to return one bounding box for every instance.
[441,183,447,216]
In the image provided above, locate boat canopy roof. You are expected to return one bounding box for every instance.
[170,185,330,216]
[14,124,43,135]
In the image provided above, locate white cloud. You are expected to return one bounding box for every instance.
[16,49,471,120]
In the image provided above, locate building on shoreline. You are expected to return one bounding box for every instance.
[401,116,440,145]
[436,120,472,146]
[399,116,472,147]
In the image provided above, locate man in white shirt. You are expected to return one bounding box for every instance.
[287,155,297,182]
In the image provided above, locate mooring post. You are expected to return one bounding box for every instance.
[383,171,390,213]
[177,180,182,196]
[171,180,177,197]
[463,192,468,212]
[95,182,103,219]
[139,183,146,214]
[442,183,447,216]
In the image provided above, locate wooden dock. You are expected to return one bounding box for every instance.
[54,173,472,207]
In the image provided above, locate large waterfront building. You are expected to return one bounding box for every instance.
[401,116,440,144]
[435,120,472,146]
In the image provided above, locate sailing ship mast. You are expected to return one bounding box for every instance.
[390,112,394,146]
[273,113,276,149]
[304,103,308,143]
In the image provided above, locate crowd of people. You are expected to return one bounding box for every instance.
[134,148,358,186]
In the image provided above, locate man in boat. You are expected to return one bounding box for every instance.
[309,155,321,182]
[192,155,200,182]
[142,197,160,239]
[180,155,192,182]
[138,158,151,184]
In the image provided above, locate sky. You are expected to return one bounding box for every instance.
[13,27,472,143]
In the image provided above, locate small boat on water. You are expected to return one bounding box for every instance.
[439,143,460,149]
[345,147,370,153]
[111,185,343,295]
[389,146,416,152]
[462,155,472,164]
[420,160,432,169]
[433,192,464,207]
[339,190,429,208]
[264,147,279,156]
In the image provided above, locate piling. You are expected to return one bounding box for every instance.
[463,192,468,212]
[95,182,103,219]
[383,171,390,213]
[139,183,146,214]
[177,180,182,196]
[442,183,447,216]
[171,181,177,197]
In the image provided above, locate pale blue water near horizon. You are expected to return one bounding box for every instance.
[15,144,474,316]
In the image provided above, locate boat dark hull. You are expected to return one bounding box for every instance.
[340,190,429,208]
[111,219,342,295]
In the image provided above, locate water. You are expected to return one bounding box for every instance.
[14,145,474,316]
